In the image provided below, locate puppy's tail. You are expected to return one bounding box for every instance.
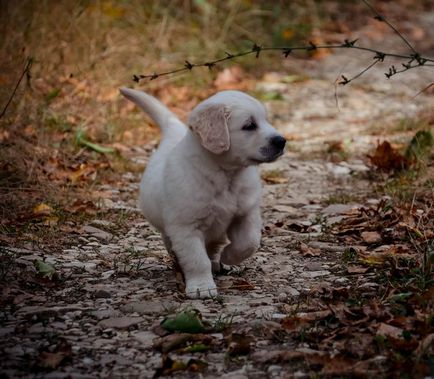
[119,87,187,141]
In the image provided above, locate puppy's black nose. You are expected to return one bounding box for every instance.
[271,135,286,150]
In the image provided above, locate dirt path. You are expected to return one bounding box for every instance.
[1,30,434,378]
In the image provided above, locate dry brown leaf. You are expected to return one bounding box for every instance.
[229,278,255,291]
[377,322,404,339]
[262,170,289,184]
[300,242,321,257]
[368,141,409,171]
[297,309,333,321]
[226,332,252,356]
[415,333,434,360]
[35,339,72,369]
[347,265,369,274]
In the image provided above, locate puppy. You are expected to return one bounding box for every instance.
[120,88,286,298]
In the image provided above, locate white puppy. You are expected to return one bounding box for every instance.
[120,88,286,298]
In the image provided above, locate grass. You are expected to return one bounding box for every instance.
[325,191,360,205]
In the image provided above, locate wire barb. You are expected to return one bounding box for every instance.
[282,48,292,57]
[252,43,262,58]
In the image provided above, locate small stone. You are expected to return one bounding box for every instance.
[301,270,330,278]
[267,364,282,374]
[322,204,360,216]
[94,290,111,299]
[90,309,121,320]
[286,287,300,297]
[82,357,94,365]
[82,225,113,242]
[99,316,144,330]
[361,231,382,244]
[305,262,323,271]
[132,331,157,349]
[101,270,115,279]
[90,219,116,228]
[121,301,177,315]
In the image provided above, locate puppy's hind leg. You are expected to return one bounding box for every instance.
[206,238,229,274]
[169,230,218,299]
[220,208,261,265]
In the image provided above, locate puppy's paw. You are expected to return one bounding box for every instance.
[185,278,218,299]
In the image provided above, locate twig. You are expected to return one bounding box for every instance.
[362,0,417,54]
[413,82,434,98]
[0,57,33,119]
[338,57,381,85]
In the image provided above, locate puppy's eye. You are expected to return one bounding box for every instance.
[242,121,257,131]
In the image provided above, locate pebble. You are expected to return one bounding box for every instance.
[99,316,144,330]
[301,270,331,278]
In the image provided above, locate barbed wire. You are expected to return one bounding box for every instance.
[132,1,434,87]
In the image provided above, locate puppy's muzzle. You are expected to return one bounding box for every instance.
[270,135,286,151]
[257,135,286,162]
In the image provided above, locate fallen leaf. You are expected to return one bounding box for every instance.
[229,278,255,291]
[347,265,369,274]
[33,260,58,280]
[377,322,404,339]
[35,338,71,369]
[75,129,115,154]
[183,343,211,353]
[368,140,409,171]
[154,356,207,377]
[300,242,321,257]
[68,164,97,183]
[162,308,207,334]
[415,333,434,360]
[297,309,333,322]
[262,170,289,184]
[226,332,252,356]
[33,203,54,216]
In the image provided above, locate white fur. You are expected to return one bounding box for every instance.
[120,88,285,298]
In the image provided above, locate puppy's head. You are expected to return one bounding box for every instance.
[188,90,286,167]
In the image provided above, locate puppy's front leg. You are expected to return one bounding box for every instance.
[220,208,261,265]
[170,231,217,299]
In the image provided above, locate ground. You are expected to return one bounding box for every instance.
[1,5,434,378]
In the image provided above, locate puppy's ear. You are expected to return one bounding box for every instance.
[188,104,230,154]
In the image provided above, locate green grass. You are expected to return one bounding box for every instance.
[325,191,360,205]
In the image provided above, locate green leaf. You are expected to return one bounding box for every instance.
[388,292,413,303]
[75,128,115,154]
[162,309,207,333]
[34,260,57,280]
[183,343,210,353]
